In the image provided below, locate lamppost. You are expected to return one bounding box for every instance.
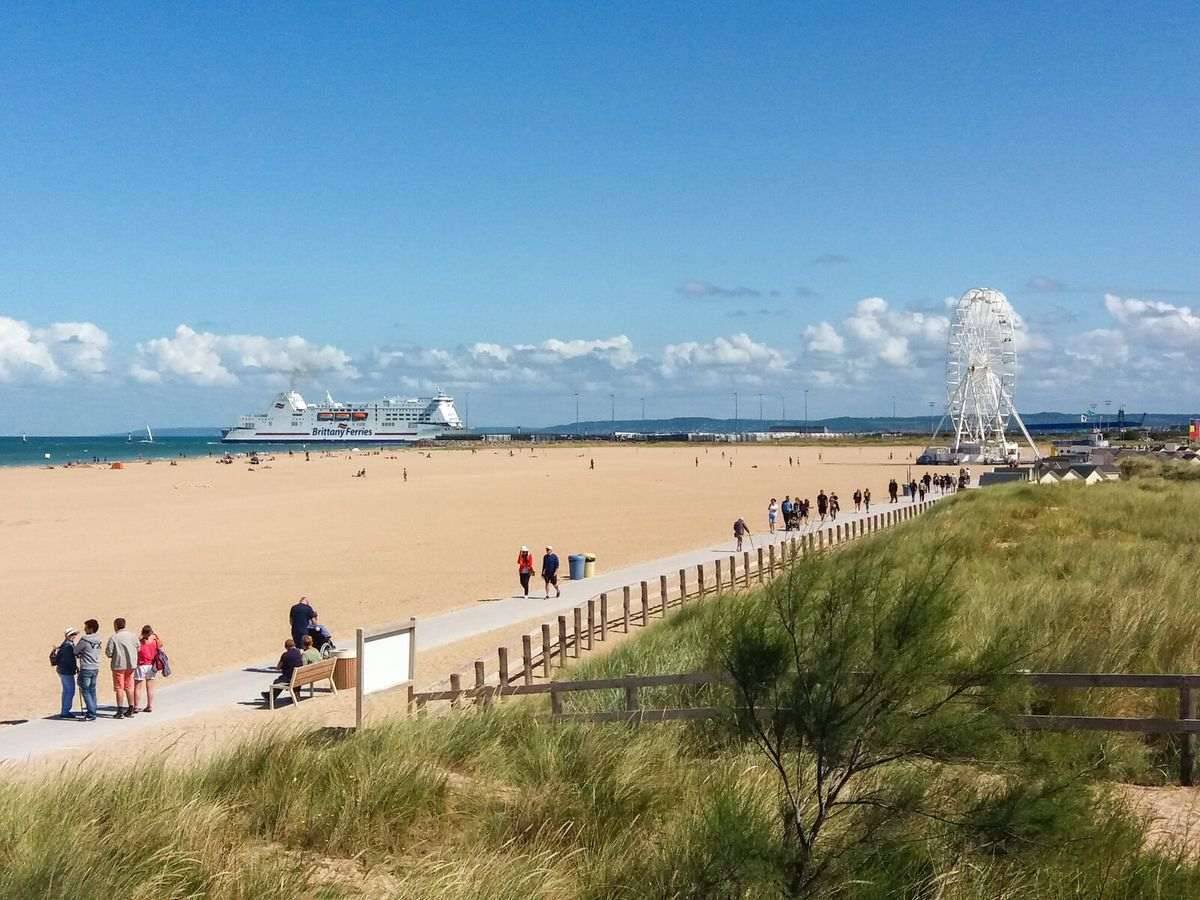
[609,393,615,428]
[733,391,739,435]
[779,394,787,421]
[928,401,936,439]
[574,392,580,435]
[803,389,809,435]
[640,397,646,421]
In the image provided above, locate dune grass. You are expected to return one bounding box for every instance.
[4,479,1200,898]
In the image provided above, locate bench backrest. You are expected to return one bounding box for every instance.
[290,657,337,686]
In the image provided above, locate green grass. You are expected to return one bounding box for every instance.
[4,479,1200,898]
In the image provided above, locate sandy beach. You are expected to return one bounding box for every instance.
[5,443,949,721]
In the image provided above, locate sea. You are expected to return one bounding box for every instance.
[0,434,332,468]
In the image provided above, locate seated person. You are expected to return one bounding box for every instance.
[307,614,335,654]
[261,638,304,704]
[300,634,322,666]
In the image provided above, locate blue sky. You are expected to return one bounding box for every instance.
[1,2,1197,432]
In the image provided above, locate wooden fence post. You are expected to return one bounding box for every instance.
[573,607,582,657]
[679,568,688,606]
[729,555,737,587]
[557,616,568,665]
[660,574,669,615]
[791,536,798,559]
[498,646,509,690]
[641,581,650,620]
[743,551,751,587]
[586,600,595,651]
[624,675,639,712]
[757,547,765,583]
[714,558,722,591]
[1181,686,1196,787]
[698,563,706,596]
[600,593,609,641]
[768,544,776,573]
[540,624,551,678]
[550,684,563,716]
[835,523,842,544]
[474,660,485,690]
[522,635,533,685]
[623,586,631,632]
[449,673,462,710]
[817,530,824,551]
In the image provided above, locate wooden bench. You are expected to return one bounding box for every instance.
[265,658,338,709]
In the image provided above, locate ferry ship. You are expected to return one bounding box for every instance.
[221,390,464,443]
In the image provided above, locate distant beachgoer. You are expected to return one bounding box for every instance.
[517,546,536,597]
[541,546,561,599]
[918,483,927,502]
[767,498,778,533]
[105,618,139,719]
[816,490,828,522]
[888,479,898,503]
[863,488,872,511]
[590,458,594,470]
[733,517,750,551]
[789,456,793,467]
[305,451,310,461]
[909,479,918,501]
[829,493,840,519]
[263,639,304,705]
[853,489,862,512]
[289,597,317,648]
[301,634,322,666]
[134,625,161,713]
[74,619,102,721]
[53,627,80,719]
[403,468,408,482]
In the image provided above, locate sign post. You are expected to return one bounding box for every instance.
[355,618,417,731]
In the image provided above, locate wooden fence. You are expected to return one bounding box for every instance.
[427,498,940,700]
[410,669,1200,786]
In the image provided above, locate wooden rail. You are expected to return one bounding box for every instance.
[410,667,1200,786]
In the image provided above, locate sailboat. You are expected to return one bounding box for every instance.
[20,433,27,443]
[139,425,154,444]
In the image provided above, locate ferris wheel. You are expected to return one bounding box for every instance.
[942,288,1039,462]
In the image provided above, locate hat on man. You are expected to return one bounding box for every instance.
[520,545,528,552]
[545,545,553,551]
[64,627,79,638]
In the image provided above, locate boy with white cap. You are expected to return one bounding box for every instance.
[53,627,80,719]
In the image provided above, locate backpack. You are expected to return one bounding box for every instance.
[49,646,59,668]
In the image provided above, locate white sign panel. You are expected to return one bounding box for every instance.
[361,624,415,696]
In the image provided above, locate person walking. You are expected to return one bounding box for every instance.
[816,490,829,522]
[517,546,536,597]
[780,496,793,531]
[134,625,162,713]
[853,489,862,512]
[767,498,778,534]
[289,597,317,648]
[909,479,918,502]
[74,619,102,721]
[888,479,899,503]
[829,492,840,520]
[53,627,79,719]
[541,546,561,599]
[733,517,750,551]
[863,487,872,511]
[105,618,139,719]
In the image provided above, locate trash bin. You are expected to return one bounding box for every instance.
[568,553,587,581]
[331,647,358,690]
[583,553,597,578]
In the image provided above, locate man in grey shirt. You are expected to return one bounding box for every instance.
[74,619,103,721]
[105,617,139,719]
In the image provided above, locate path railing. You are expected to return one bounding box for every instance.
[426,497,942,699]
[410,668,1200,785]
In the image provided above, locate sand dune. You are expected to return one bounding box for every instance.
[6,443,947,720]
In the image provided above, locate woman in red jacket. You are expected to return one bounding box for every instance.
[516,545,535,597]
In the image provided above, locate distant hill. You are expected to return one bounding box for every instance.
[478,411,1196,437]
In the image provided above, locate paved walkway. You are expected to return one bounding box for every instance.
[0,494,944,763]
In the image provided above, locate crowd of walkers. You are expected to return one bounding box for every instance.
[766,468,972,535]
[50,619,169,721]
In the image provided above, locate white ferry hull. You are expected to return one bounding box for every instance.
[220,390,464,444]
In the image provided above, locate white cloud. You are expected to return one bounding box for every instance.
[0,316,110,382]
[841,297,948,368]
[660,334,790,386]
[132,325,356,386]
[803,322,845,355]
[1104,294,1200,348]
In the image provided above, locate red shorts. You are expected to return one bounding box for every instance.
[111,669,134,693]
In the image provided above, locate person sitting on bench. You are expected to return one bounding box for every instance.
[261,638,303,705]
